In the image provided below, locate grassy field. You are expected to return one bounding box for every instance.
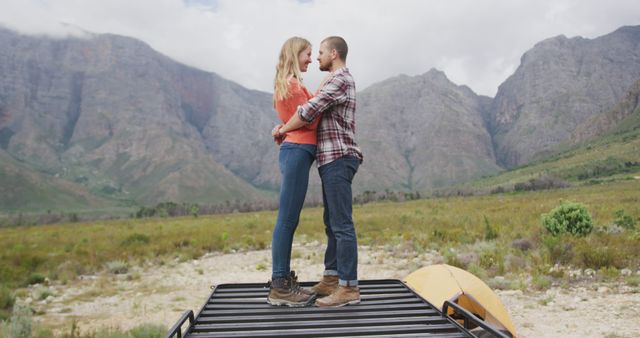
[1,179,638,292]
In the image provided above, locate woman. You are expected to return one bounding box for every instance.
[267,37,320,307]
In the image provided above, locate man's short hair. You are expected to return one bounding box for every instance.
[322,36,348,61]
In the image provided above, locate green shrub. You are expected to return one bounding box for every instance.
[0,286,15,320]
[27,273,46,285]
[190,205,200,218]
[479,249,498,270]
[542,235,573,264]
[0,287,14,310]
[599,266,620,279]
[35,288,54,301]
[542,202,593,236]
[483,216,498,240]
[613,209,636,230]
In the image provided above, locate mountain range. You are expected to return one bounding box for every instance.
[1,25,639,212]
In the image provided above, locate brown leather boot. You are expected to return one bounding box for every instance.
[315,285,360,307]
[289,271,316,297]
[310,275,339,297]
[267,277,314,307]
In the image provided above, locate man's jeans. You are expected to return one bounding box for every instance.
[271,142,316,279]
[318,156,360,286]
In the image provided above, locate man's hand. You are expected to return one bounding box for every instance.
[272,124,284,145]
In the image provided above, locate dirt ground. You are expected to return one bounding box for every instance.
[23,242,640,338]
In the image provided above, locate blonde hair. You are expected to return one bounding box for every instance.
[274,37,311,102]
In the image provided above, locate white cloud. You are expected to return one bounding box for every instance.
[1,0,639,96]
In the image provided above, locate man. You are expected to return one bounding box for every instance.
[273,36,363,307]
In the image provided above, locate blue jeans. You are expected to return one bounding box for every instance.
[318,156,360,286]
[271,142,316,279]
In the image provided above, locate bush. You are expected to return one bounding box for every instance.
[0,286,15,320]
[27,273,46,285]
[483,216,498,240]
[542,235,573,264]
[35,288,54,301]
[542,202,593,236]
[613,209,636,230]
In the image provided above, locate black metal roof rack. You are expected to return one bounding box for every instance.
[165,279,507,338]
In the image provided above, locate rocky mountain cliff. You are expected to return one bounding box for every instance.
[489,25,640,168]
[569,79,640,145]
[0,28,274,205]
[0,27,506,210]
[1,24,640,211]
[355,70,500,191]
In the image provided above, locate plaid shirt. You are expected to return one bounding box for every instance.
[297,67,363,166]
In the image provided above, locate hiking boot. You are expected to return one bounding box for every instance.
[288,271,316,297]
[267,277,315,307]
[315,285,360,307]
[310,275,339,297]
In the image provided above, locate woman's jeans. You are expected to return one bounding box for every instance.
[318,156,360,287]
[271,142,316,279]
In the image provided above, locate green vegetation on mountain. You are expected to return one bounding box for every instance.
[0,151,120,213]
[469,103,640,191]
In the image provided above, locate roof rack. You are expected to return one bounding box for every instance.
[166,279,509,338]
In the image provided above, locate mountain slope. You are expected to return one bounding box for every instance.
[0,149,117,212]
[0,28,271,207]
[490,25,640,168]
[471,90,640,190]
[569,79,640,145]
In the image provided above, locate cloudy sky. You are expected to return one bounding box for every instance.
[1,0,639,96]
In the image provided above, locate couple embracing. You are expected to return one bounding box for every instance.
[268,36,363,308]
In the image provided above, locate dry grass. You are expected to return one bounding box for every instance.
[1,180,638,291]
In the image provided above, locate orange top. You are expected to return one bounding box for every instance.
[274,77,320,145]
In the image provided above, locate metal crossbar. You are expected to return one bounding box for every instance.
[166,279,475,338]
[442,301,512,338]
